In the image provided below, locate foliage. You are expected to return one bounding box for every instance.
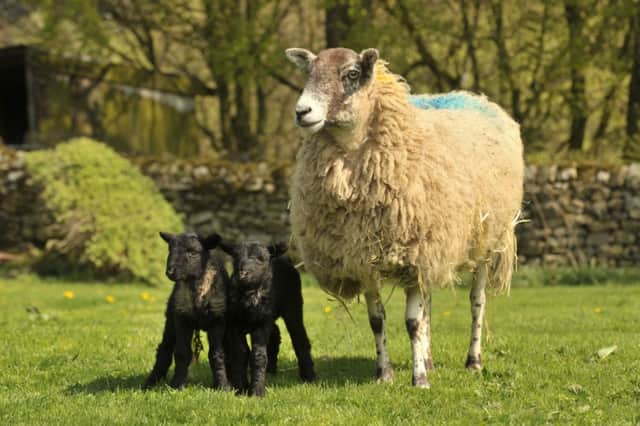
[3,1,640,162]
[24,137,183,284]
[0,271,639,423]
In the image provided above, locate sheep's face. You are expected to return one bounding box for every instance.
[217,239,288,289]
[286,47,378,148]
[160,232,219,282]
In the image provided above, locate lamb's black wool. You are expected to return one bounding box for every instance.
[143,232,230,390]
[213,235,316,397]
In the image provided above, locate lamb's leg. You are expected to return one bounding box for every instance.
[282,308,316,382]
[267,322,281,374]
[365,289,393,382]
[169,318,193,389]
[466,262,488,370]
[207,322,230,390]
[143,312,176,389]
[249,323,271,397]
[228,327,250,393]
[405,286,431,388]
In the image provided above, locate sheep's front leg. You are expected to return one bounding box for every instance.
[207,322,230,390]
[249,324,271,397]
[143,310,176,389]
[405,286,431,388]
[466,262,488,370]
[169,317,193,389]
[365,290,393,382]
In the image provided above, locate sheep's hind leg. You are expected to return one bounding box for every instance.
[365,289,393,383]
[466,262,488,370]
[405,286,431,388]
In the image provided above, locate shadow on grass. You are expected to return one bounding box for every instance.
[65,356,376,395]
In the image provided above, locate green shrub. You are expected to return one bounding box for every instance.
[25,138,183,284]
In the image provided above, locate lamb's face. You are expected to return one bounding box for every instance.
[286,47,379,147]
[218,240,288,289]
[160,232,211,282]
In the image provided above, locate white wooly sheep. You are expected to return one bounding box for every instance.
[285,47,524,388]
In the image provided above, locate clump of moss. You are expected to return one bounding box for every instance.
[25,138,183,284]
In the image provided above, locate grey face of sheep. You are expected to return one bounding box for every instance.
[159,232,220,282]
[286,47,379,138]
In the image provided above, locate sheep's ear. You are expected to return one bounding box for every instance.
[159,232,175,244]
[200,233,221,250]
[218,241,237,256]
[285,48,316,73]
[268,241,288,258]
[359,48,379,82]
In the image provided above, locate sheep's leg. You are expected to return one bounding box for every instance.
[466,262,488,370]
[143,312,176,389]
[405,286,431,388]
[267,322,281,374]
[249,324,271,397]
[228,326,250,393]
[207,322,230,390]
[169,318,193,389]
[282,308,316,382]
[423,290,434,371]
[365,290,393,382]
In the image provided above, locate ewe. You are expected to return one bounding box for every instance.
[286,47,524,388]
[144,232,230,390]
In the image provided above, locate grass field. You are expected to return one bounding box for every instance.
[1,271,639,425]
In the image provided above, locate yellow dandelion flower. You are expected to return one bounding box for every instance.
[443,311,451,317]
[141,292,151,301]
[323,306,332,314]
[593,307,602,314]
[63,290,74,299]
[105,295,115,304]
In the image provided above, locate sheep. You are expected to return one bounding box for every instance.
[143,231,230,390]
[285,47,524,388]
[211,234,316,397]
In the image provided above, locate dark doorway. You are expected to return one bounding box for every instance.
[0,46,29,145]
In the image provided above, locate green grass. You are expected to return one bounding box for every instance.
[1,272,639,425]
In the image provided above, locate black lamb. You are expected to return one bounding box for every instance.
[212,235,316,397]
[143,231,230,390]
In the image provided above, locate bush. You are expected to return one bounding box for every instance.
[25,138,183,284]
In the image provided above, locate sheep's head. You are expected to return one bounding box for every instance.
[159,232,220,282]
[212,234,287,289]
[286,47,379,148]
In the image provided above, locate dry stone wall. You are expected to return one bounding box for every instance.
[2,149,640,267]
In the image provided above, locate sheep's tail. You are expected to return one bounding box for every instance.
[488,210,525,295]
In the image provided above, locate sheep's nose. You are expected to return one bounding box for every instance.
[166,267,176,279]
[295,105,312,121]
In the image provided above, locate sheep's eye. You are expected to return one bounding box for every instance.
[347,70,359,80]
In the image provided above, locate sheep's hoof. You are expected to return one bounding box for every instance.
[376,366,394,383]
[465,354,483,371]
[249,385,266,397]
[412,373,430,389]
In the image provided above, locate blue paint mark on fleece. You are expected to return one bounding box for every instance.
[408,92,498,120]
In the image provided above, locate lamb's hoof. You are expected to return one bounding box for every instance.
[249,385,266,397]
[465,354,482,371]
[169,378,186,390]
[412,373,431,389]
[300,365,316,382]
[376,366,394,383]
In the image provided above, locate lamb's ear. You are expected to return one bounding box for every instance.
[218,241,238,256]
[268,241,288,258]
[159,232,175,244]
[285,48,316,73]
[359,48,379,82]
[200,233,222,250]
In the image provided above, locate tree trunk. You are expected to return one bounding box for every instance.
[565,1,588,151]
[625,6,640,158]
[325,1,351,48]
